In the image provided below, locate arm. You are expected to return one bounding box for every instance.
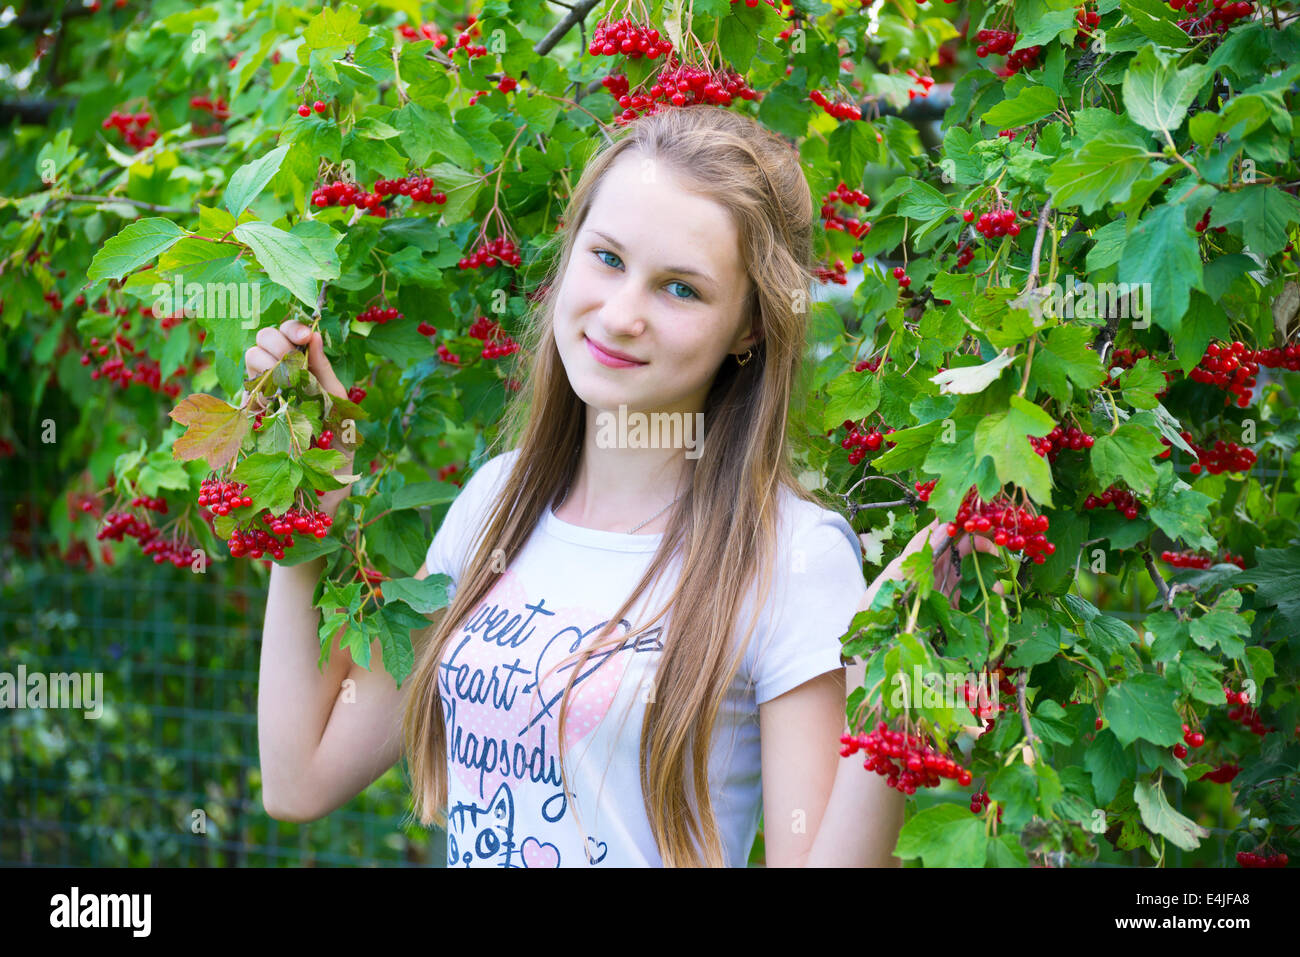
[762,520,1000,867]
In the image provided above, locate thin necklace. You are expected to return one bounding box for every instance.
[554,477,686,534]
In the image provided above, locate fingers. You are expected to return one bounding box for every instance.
[242,320,347,401]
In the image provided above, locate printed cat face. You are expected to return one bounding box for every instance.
[447,781,515,867]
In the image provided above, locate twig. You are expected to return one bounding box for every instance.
[1017,670,1042,764]
[1023,202,1053,295]
[64,195,192,215]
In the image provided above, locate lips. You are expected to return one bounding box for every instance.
[585,335,646,365]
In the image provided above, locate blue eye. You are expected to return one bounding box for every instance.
[593,249,698,301]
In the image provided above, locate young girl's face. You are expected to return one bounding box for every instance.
[552,152,757,417]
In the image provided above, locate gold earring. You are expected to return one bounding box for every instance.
[735,348,754,367]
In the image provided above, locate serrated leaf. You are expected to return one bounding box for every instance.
[1103,674,1183,748]
[233,222,327,309]
[894,803,989,867]
[1090,422,1164,497]
[1122,46,1211,135]
[973,395,1056,505]
[87,218,186,282]
[382,573,452,614]
[981,85,1060,129]
[168,394,250,470]
[230,452,303,516]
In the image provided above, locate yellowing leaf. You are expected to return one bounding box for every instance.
[168,393,251,470]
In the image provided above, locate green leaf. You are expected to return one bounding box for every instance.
[1090,422,1164,496]
[1189,589,1251,658]
[1045,131,1153,215]
[1210,186,1300,257]
[1084,729,1134,805]
[374,600,425,687]
[87,218,186,282]
[823,369,882,430]
[972,395,1056,506]
[1103,674,1183,748]
[894,803,989,867]
[232,221,327,309]
[1146,462,1217,550]
[1232,546,1300,627]
[223,144,292,218]
[382,573,452,614]
[230,452,303,517]
[391,482,460,510]
[367,510,428,577]
[1134,779,1209,851]
[1122,45,1210,134]
[981,85,1060,129]
[1031,324,1106,403]
[304,3,369,49]
[896,179,953,222]
[1118,202,1203,337]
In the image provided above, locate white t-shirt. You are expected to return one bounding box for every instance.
[424,448,867,867]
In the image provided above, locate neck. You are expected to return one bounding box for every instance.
[558,405,700,532]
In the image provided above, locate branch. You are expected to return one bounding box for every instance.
[1017,669,1042,764]
[534,0,602,56]
[1024,202,1053,295]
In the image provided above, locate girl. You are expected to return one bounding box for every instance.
[249,105,985,867]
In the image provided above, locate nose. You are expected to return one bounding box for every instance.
[595,273,648,339]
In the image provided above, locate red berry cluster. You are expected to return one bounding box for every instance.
[227,507,334,560]
[953,240,975,269]
[96,512,194,567]
[356,304,404,324]
[905,68,934,100]
[418,321,438,337]
[348,386,367,403]
[814,260,849,285]
[620,57,758,124]
[840,722,974,794]
[458,236,522,270]
[1192,340,1300,407]
[101,109,158,149]
[946,488,1056,563]
[296,100,329,118]
[854,355,889,373]
[1029,423,1094,463]
[974,29,1018,57]
[1186,435,1257,475]
[1160,549,1246,570]
[971,207,1022,239]
[1236,850,1289,867]
[969,790,1003,820]
[437,463,461,484]
[1083,484,1141,519]
[820,183,872,238]
[1225,686,1276,736]
[1172,722,1207,760]
[839,420,894,466]
[891,266,912,289]
[311,181,389,217]
[129,495,168,513]
[913,479,936,503]
[1075,5,1101,45]
[588,18,673,58]
[188,94,230,135]
[1172,0,1254,36]
[198,478,253,516]
[376,176,446,205]
[469,316,521,359]
[311,429,335,450]
[809,88,862,120]
[451,16,487,58]
[82,333,184,398]
[397,22,449,46]
[1199,761,1242,783]
[437,344,461,365]
[44,289,65,312]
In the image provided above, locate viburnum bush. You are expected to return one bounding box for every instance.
[1,0,1297,868]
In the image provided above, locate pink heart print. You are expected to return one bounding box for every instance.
[521,836,561,868]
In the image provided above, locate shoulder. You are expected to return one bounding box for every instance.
[773,484,864,572]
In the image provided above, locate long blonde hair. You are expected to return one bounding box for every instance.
[403,104,834,866]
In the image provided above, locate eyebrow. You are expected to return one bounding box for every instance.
[588,230,717,287]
